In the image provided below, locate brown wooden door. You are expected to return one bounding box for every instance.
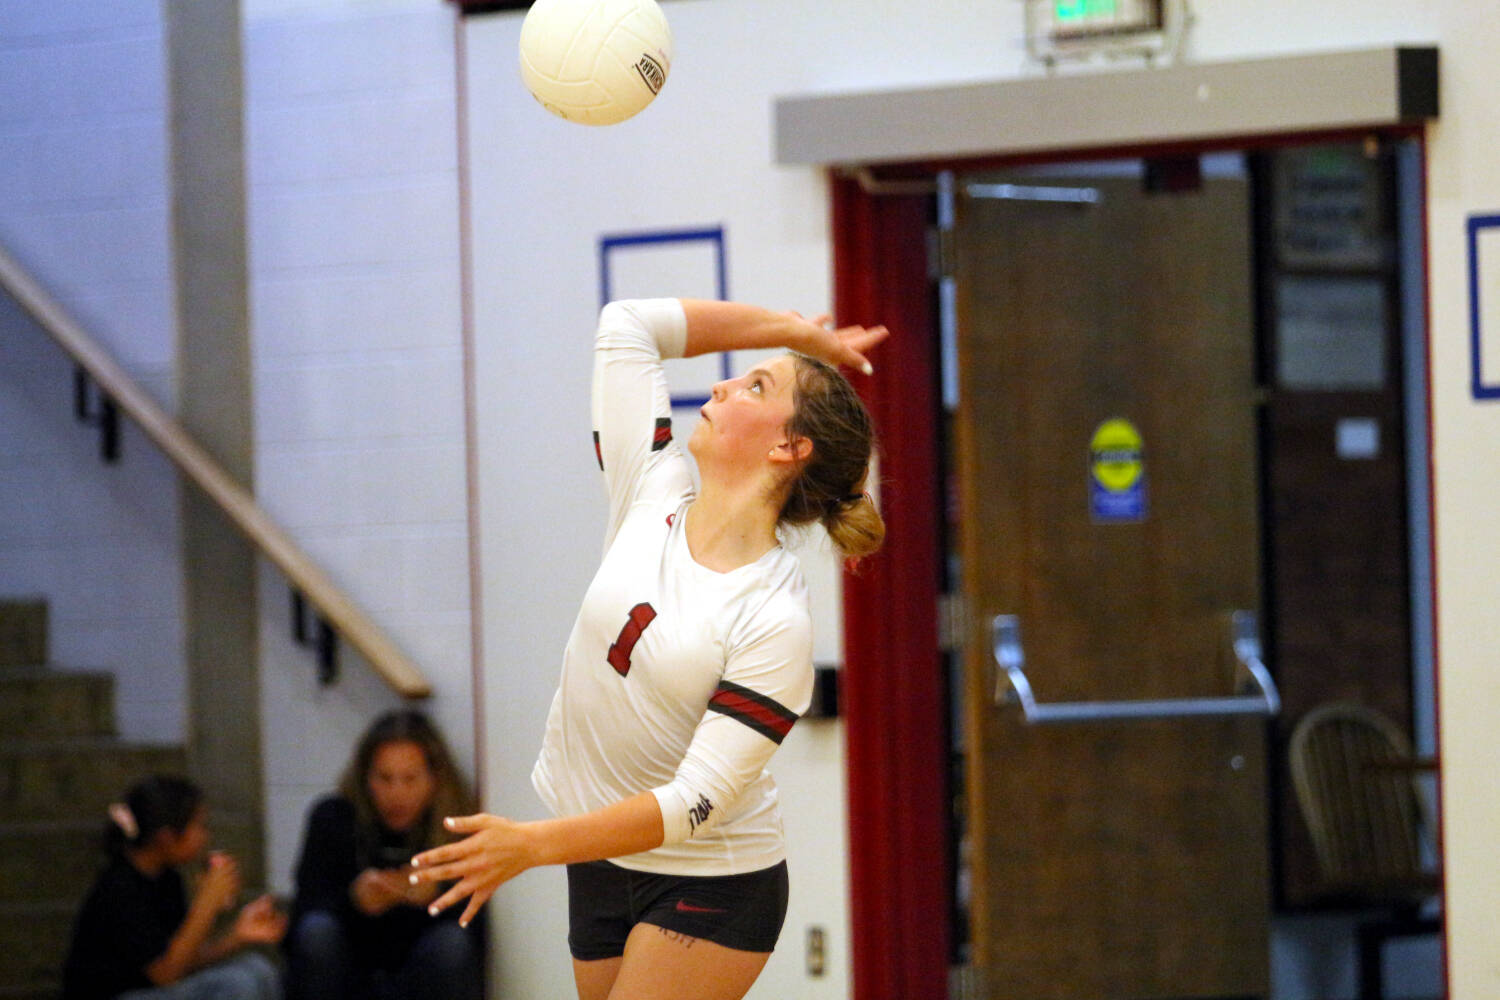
[954,168,1271,999]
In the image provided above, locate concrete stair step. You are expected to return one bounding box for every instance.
[0,821,99,905]
[0,600,46,669]
[0,740,187,823]
[0,901,71,993]
[0,669,115,741]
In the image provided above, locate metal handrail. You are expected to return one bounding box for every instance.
[0,241,431,699]
[992,610,1279,724]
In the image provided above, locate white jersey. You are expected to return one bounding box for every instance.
[531,298,815,877]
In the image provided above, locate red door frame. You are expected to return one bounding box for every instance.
[833,172,949,1000]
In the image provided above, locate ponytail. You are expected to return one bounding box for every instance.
[778,355,886,562]
[822,490,885,561]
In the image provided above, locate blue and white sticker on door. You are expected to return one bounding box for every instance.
[1090,418,1147,523]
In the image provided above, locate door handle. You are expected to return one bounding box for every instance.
[991,611,1281,724]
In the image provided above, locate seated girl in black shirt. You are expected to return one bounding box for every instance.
[62,774,286,1000]
[284,709,483,1000]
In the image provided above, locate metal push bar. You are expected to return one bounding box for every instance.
[992,610,1280,724]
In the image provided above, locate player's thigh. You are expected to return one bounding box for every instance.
[605,922,770,1000]
[572,955,623,1000]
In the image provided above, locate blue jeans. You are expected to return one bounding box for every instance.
[117,952,279,1000]
[285,910,483,1000]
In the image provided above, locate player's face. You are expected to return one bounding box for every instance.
[367,739,436,834]
[692,354,801,470]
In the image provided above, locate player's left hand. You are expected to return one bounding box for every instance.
[409,813,529,928]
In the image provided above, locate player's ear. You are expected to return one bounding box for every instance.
[769,435,813,464]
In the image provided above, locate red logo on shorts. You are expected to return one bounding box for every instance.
[674,900,727,914]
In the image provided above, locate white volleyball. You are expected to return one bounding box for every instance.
[518,0,673,126]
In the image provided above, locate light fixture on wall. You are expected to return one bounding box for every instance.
[1022,0,1191,68]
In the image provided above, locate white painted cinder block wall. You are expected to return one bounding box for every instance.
[240,0,476,894]
[0,1,186,743]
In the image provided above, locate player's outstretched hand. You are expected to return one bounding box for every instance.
[409,813,529,928]
[785,311,889,376]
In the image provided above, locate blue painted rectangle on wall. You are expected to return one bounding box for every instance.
[1467,213,1500,401]
[599,226,728,410]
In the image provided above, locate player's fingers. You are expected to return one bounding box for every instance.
[459,886,497,929]
[842,324,888,350]
[838,341,876,375]
[424,883,464,917]
[443,813,492,834]
[840,325,888,374]
[426,872,490,918]
[411,836,472,870]
[408,858,468,885]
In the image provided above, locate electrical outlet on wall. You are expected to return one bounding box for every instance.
[806,926,826,977]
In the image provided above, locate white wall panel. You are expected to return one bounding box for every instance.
[244,0,474,899]
[253,267,462,357]
[250,182,460,271]
[0,2,158,39]
[0,36,163,122]
[251,97,458,185]
[0,0,183,743]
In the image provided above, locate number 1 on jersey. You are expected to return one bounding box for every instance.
[607,602,657,677]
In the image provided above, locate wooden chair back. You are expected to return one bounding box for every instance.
[1289,702,1435,902]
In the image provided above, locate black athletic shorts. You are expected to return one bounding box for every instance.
[565,859,789,960]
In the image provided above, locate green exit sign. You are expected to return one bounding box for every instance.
[1056,0,1120,21]
[1044,0,1163,40]
[1026,0,1175,60]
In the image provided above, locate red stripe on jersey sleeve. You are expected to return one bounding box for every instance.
[707,681,799,744]
[651,417,672,451]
